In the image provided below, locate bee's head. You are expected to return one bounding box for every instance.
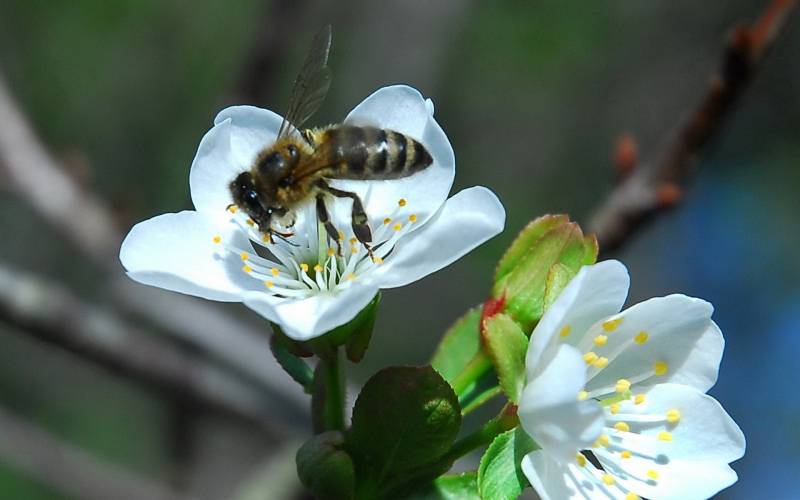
[255,143,301,188]
[229,171,279,230]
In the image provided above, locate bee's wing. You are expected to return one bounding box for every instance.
[277,25,332,140]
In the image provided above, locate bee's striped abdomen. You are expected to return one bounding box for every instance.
[322,125,432,180]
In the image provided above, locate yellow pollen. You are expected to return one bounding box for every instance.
[300,263,309,272]
[227,205,238,214]
[614,422,630,432]
[349,237,358,245]
[658,431,673,442]
[594,334,608,346]
[583,351,599,365]
[593,357,609,369]
[264,280,274,289]
[398,198,407,207]
[240,252,249,261]
[626,493,640,500]
[602,317,623,332]
[559,325,571,338]
[634,394,646,405]
[346,273,356,281]
[351,247,359,254]
[262,234,271,243]
[313,264,323,273]
[245,218,255,227]
[610,403,620,415]
[577,390,589,401]
[383,217,392,225]
[372,256,384,264]
[594,434,610,447]
[212,235,222,244]
[576,454,587,467]
[242,265,253,273]
[646,469,659,480]
[654,360,669,376]
[327,247,335,257]
[620,450,632,459]
[615,379,631,393]
[634,331,649,344]
[393,223,403,231]
[337,230,344,241]
[601,474,615,486]
[271,268,279,277]
[408,214,418,222]
[666,409,681,424]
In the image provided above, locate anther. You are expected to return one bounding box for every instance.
[615,379,631,393]
[346,273,356,281]
[594,334,608,346]
[212,235,222,244]
[408,214,417,222]
[620,450,632,459]
[245,218,255,227]
[372,256,384,264]
[646,470,659,480]
[576,454,587,467]
[228,205,238,214]
[240,252,249,261]
[383,217,392,225]
[398,198,407,207]
[337,230,344,241]
[583,352,599,365]
[271,268,279,277]
[349,237,358,245]
[657,431,673,441]
[666,409,681,424]
[602,318,622,332]
[559,325,571,338]
[634,394,646,405]
[634,331,649,344]
[313,264,323,273]
[393,223,403,231]
[327,248,335,257]
[610,403,620,415]
[614,422,630,432]
[593,357,609,369]
[654,360,668,376]
[577,390,588,401]
[626,493,640,500]
[601,474,615,486]
[300,263,309,273]
[242,265,253,273]
[264,280,274,289]
[594,434,610,447]
[351,247,359,255]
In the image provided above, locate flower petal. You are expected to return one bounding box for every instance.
[596,384,744,499]
[243,283,379,341]
[120,211,261,301]
[521,450,593,500]
[519,344,604,461]
[526,260,629,376]
[189,118,241,217]
[336,85,455,229]
[369,186,505,289]
[582,295,717,395]
[214,105,283,168]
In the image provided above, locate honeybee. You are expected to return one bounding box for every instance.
[229,25,433,256]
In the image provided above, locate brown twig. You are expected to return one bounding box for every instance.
[0,404,198,500]
[0,263,304,431]
[589,0,796,255]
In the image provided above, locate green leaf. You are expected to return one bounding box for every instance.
[494,214,569,282]
[296,431,355,500]
[348,366,462,495]
[477,428,538,500]
[269,334,314,390]
[431,306,482,384]
[404,472,480,500]
[482,314,528,404]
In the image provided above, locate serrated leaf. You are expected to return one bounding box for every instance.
[495,214,570,283]
[483,314,528,404]
[348,366,461,494]
[404,472,480,500]
[431,306,482,384]
[477,428,538,500]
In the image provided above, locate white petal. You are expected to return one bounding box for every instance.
[596,384,744,500]
[519,345,604,461]
[583,295,718,394]
[243,283,379,341]
[526,260,629,376]
[214,105,283,167]
[189,118,242,216]
[521,450,595,500]
[370,186,505,288]
[336,85,455,230]
[120,211,261,301]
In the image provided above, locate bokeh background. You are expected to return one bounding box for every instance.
[0,1,797,499]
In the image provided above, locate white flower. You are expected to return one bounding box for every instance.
[119,85,505,341]
[518,260,745,500]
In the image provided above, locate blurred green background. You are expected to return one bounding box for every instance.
[0,1,797,498]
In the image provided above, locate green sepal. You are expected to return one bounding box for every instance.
[477,428,538,500]
[269,334,314,391]
[404,471,480,500]
[431,306,482,385]
[296,431,355,500]
[492,215,597,332]
[344,292,380,362]
[482,313,528,404]
[348,366,462,497]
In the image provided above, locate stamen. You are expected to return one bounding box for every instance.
[242,265,253,273]
[327,247,335,257]
[594,434,610,448]
[398,198,407,207]
[584,352,599,365]
[602,317,623,332]
[614,422,630,432]
[383,217,392,225]
[666,409,681,424]
[408,214,417,222]
[271,268,280,277]
[634,394,646,405]
[300,263,309,273]
[559,325,571,338]
[264,280,274,289]
[393,223,403,231]
[245,218,255,227]
[372,256,384,264]
[646,469,659,480]
[620,450,632,459]
[653,360,668,376]
[615,379,631,393]
[577,390,589,401]
[634,331,649,344]
[657,431,672,442]
[349,237,358,245]
[240,252,249,261]
[212,235,222,244]
[576,454,587,467]
[626,493,640,500]
[593,357,609,369]
[610,403,620,415]
[228,205,238,214]
[346,273,356,281]
[594,335,608,346]
[601,474,615,486]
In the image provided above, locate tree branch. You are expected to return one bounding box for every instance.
[589,0,796,255]
[0,404,198,500]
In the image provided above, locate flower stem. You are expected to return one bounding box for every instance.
[451,350,493,397]
[318,349,346,432]
[461,385,503,416]
[444,404,519,462]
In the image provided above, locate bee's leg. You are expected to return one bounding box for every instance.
[316,194,342,256]
[316,181,374,259]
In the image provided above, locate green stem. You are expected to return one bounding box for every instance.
[450,350,493,396]
[444,404,519,462]
[461,385,503,416]
[319,350,346,432]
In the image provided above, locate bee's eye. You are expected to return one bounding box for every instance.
[259,152,285,174]
[245,190,258,202]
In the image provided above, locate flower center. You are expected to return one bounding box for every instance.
[212,198,418,298]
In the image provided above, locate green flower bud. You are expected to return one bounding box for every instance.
[296,431,355,500]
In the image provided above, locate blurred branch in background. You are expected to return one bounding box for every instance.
[0,70,308,429]
[0,405,196,500]
[0,263,292,432]
[590,0,796,256]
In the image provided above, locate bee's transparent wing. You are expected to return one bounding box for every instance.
[277,25,332,139]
